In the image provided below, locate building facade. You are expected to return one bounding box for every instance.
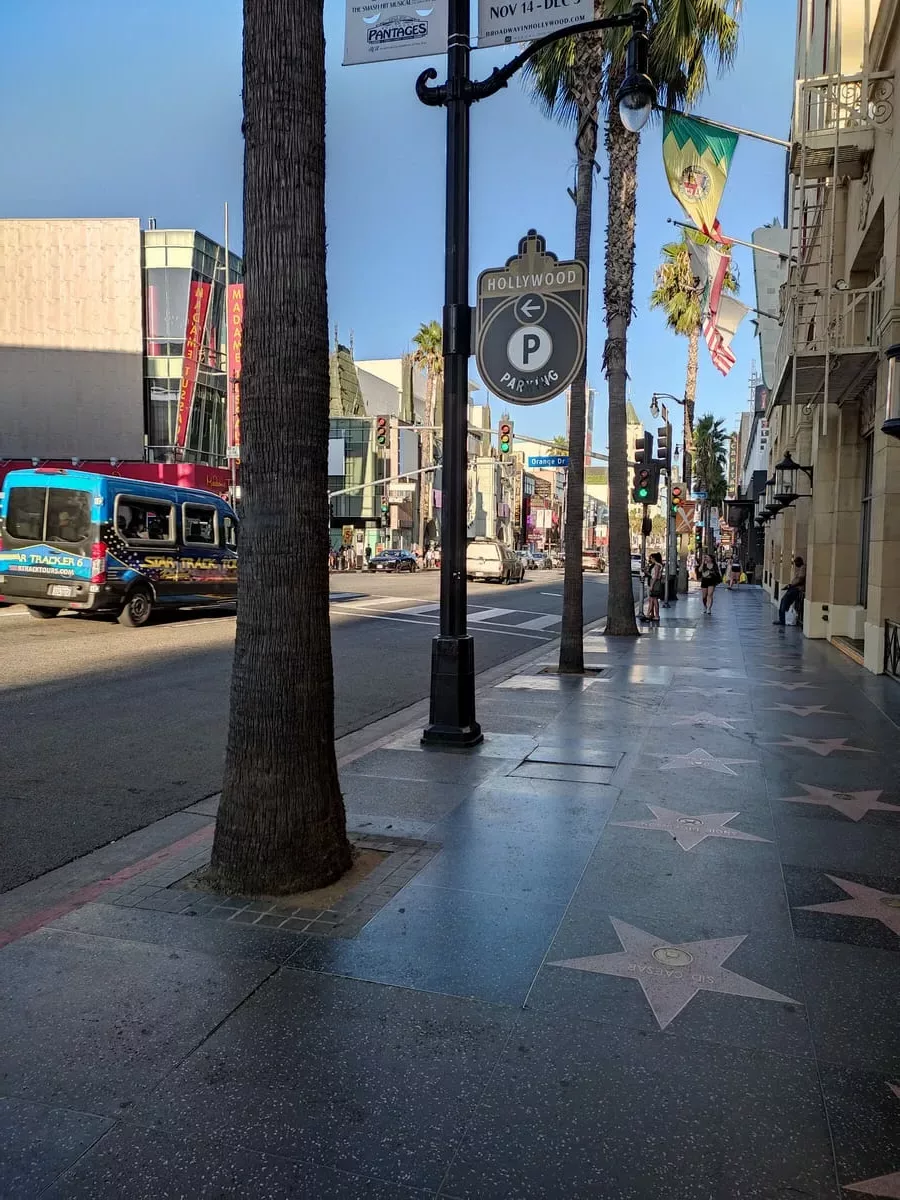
[762,0,899,673]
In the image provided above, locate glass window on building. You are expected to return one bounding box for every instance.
[146,379,180,459]
[145,266,191,346]
[859,433,874,607]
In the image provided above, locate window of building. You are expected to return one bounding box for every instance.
[115,497,175,545]
[859,434,874,607]
[183,504,217,546]
[145,267,191,341]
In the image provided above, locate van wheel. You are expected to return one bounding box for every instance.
[118,587,153,628]
[27,606,59,619]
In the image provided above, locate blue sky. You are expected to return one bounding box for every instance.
[0,0,795,447]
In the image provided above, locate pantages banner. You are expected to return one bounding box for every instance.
[175,280,212,450]
[344,1,447,65]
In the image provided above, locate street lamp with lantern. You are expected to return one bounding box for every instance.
[764,476,784,515]
[773,450,813,508]
[418,3,656,748]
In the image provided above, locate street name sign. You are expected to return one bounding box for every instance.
[528,455,569,468]
[478,0,591,47]
[693,490,708,499]
[475,230,586,406]
[344,0,447,65]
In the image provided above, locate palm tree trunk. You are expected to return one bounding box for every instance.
[558,103,597,674]
[210,0,352,895]
[682,326,699,491]
[603,92,640,637]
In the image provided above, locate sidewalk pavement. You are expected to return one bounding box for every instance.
[2,585,900,1198]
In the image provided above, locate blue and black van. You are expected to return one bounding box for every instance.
[0,468,238,626]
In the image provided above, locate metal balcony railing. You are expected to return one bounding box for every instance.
[795,70,894,138]
[773,278,884,394]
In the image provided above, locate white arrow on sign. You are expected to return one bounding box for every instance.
[520,298,540,318]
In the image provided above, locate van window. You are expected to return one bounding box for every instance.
[115,496,175,544]
[6,488,46,540]
[222,515,238,550]
[6,486,92,549]
[183,504,217,546]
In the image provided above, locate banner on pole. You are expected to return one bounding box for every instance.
[175,281,212,450]
[344,1,447,64]
[226,283,244,459]
[663,113,738,240]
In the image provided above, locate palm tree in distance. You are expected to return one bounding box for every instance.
[649,229,738,489]
[412,320,443,550]
[693,412,728,549]
[211,0,352,894]
[526,0,741,641]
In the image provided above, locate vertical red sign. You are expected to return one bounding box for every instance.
[226,283,244,457]
[175,281,212,450]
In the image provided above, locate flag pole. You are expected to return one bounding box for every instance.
[661,107,791,149]
[667,217,789,261]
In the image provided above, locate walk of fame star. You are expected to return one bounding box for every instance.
[655,748,755,776]
[670,712,748,730]
[681,686,742,696]
[613,805,770,850]
[764,704,846,717]
[780,785,900,822]
[845,1083,900,1196]
[758,681,820,691]
[550,918,798,1030]
[801,876,900,937]
[765,735,873,757]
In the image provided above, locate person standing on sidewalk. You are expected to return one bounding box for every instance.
[697,553,722,615]
[647,552,664,623]
[774,556,806,625]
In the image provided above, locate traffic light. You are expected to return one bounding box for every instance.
[634,430,654,466]
[376,415,389,449]
[657,424,671,471]
[631,464,659,505]
[499,418,514,456]
[671,483,684,516]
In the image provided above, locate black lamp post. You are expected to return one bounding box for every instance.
[883,344,900,439]
[418,3,656,747]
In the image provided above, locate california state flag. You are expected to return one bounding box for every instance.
[663,113,739,240]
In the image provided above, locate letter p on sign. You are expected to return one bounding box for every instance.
[507,325,553,373]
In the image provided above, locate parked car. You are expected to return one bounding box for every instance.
[531,551,551,570]
[581,549,606,571]
[515,550,535,571]
[466,538,524,584]
[368,549,417,573]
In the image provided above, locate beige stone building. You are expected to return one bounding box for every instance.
[762,0,900,674]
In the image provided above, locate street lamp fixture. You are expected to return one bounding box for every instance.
[773,450,813,507]
[764,476,783,515]
[417,2,657,748]
[883,344,900,439]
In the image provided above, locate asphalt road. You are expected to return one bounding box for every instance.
[0,568,611,893]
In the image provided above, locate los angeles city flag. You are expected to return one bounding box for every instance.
[662,113,739,240]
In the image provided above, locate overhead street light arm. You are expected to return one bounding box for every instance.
[416,4,653,112]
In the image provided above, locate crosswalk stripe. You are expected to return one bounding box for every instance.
[467,607,515,623]
[515,613,561,630]
[392,603,440,616]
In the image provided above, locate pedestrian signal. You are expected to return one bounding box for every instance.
[657,425,671,471]
[634,430,654,466]
[499,419,514,455]
[376,416,389,448]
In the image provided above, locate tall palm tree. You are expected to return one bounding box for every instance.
[412,320,443,549]
[526,0,741,642]
[210,0,352,895]
[600,0,741,633]
[693,412,728,548]
[649,229,737,488]
[525,21,604,672]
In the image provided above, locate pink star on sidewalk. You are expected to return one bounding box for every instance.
[764,704,846,717]
[780,785,900,822]
[758,681,820,691]
[550,918,798,1030]
[671,711,748,730]
[655,748,755,776]
[845,1083,900,1196]
[765,735,872,756]
[613,805,770,851]
[801,876,900,937]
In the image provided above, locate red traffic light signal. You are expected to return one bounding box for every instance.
[499,420,513,454]
[376,415,389,447]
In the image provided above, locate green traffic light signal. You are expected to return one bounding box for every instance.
[638,486,648,499]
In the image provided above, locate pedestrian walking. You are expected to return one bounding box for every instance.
[774,556,806,625]
[364,545,372,566]
[727,554,741,590]
[647,552,664,623]
[696,553,722,615]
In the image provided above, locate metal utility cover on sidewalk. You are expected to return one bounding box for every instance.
[476,230,586,406]
[478,0,587,47]
[343,1,447,65]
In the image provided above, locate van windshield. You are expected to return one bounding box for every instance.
[5,487,94,556]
